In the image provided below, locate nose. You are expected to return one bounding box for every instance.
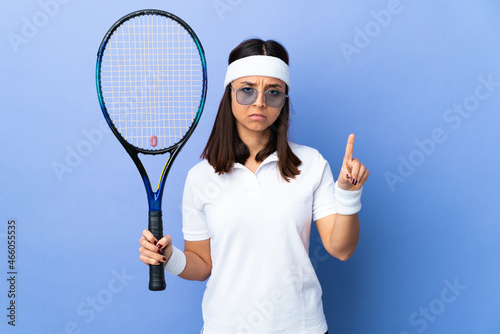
[253,90,267,108]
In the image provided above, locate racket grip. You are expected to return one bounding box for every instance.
[148,211,167,291]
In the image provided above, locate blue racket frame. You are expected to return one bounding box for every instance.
[95,9,207,290]
[96,9,207,213]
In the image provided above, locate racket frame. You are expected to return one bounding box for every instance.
[96,9,207,212]
[95,9,207,290]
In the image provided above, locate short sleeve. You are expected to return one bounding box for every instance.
[312,157,337,221]
[182,171,210,241]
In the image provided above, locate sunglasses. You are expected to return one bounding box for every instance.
[230,86,288,108]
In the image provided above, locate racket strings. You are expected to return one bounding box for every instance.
[100,13,204,151]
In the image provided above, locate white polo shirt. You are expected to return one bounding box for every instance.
[182,143,336,334]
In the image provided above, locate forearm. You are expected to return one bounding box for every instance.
[327,213,360,261]
[178,250,212,281]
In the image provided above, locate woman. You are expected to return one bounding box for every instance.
[139,38,369,333]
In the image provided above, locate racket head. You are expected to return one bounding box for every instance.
[96,9,207,155]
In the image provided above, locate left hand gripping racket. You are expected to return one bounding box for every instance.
[96,9,207,291]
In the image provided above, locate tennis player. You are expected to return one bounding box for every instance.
[139,38,369,334]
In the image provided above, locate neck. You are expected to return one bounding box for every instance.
[238,128,270,160]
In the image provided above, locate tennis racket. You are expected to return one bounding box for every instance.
[96,9,207,291]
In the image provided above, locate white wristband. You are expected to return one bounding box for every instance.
[164,246,186,276]
[335,181,362,215]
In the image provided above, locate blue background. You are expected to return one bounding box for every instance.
[1,0,499,333]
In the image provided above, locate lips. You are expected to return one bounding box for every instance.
[249,113,266,121]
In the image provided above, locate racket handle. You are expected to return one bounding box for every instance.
[148,211,166,291]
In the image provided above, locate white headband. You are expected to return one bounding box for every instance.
[224,55,290,89]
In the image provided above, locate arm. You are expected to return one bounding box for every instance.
[179,239,212,281]
[315,213,359,261]
[315,133,368,261]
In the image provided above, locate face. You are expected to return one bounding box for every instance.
[230,76,286,141]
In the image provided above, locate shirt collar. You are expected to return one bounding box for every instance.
[234,151,279,169]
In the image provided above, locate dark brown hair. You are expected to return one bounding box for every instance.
[201,38,301,181]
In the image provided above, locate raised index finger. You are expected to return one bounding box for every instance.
[344,133,355,161]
